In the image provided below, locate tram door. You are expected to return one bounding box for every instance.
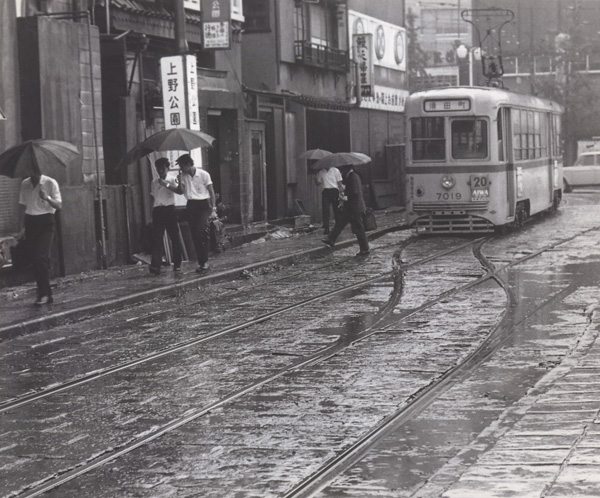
[502,107,516,217]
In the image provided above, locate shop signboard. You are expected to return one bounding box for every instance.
[353,33,373,98]
[201,0,231,49]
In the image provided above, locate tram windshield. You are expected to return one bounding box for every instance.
[451,119,488,159]
[411,117,445,161]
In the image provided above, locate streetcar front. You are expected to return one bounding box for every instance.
[405,89,504,233]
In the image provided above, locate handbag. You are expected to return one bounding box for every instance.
[363,209,377,231]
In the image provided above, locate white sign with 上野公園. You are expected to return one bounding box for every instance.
[160,55,200,131]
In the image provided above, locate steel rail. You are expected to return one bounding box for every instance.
[10,227,597,497]
[12,239,485,498]
[0,237,476,414]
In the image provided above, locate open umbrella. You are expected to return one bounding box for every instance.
[117,128,216,169]
[298,148,333,160]
[0,139,79,178]
[310,152,371,171]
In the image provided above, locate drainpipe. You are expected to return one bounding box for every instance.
[174,0,188,54]
[105,0,110,34]
[86,11,107,268]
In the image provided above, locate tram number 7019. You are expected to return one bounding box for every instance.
[470,175,490,202]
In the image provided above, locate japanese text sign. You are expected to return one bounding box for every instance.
[202,0,231,49]
[160,55,200,131]
[353,34,373,98]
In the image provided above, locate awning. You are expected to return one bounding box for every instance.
[108,0,203,44]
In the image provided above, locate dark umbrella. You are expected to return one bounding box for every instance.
[0,139,79,178]
[117,128,215,169]
[310,152,371,171]
[298,148,333,160]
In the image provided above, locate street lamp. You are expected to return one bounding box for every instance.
[456,44,482,86]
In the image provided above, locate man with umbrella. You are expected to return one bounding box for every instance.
[149,157,183,275]
[322,163,370,256]
[0,139,77,305]
[175,153,217,273]
[18,173,62,305]
[314,164,343,235]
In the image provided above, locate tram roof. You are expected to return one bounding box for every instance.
[407,86,563,113]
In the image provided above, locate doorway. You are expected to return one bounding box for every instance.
[249,125,267,221]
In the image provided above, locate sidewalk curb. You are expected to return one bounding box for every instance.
[0,223,406,341]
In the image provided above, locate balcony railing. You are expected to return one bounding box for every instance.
[294,41,348,73]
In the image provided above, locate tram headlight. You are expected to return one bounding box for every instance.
[441,175,455,190]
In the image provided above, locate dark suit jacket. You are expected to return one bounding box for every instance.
[344,170,366,215]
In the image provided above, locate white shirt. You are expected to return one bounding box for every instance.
[19,175,62,215]
[151,173,178,207]
[180,168,213,200]
[317,167,342,190]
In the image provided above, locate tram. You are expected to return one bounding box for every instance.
[405,86,563,233]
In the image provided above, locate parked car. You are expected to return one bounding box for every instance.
[563,151,600,192]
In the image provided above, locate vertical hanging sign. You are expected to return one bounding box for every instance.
[353,33,373,98]
[160,55,200,130]
[201,0,231,49]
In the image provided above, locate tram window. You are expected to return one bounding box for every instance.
[513,110,522,160]
[411,117,445,160]
[451,119,488,159]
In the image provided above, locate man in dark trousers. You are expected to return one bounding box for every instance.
[149,157,183,275]
[322,164,370,256]
[175,154,217,273]
[18,173,62,305]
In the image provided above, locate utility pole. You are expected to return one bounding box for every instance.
[174,0,188,54]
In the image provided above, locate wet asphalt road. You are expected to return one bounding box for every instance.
[3,192,600,497]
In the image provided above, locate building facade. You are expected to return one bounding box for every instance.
[1,0,410,284]
[242,0,408,223]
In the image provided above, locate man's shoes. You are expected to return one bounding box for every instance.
[34,295,53,306]
[322,238,334,248]
[173,265,181,272]
[149,266,161,275]
[196,264,209,273]
[356,250,370,256]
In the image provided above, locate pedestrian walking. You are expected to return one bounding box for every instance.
[322,164,370,256]
[315,165,343,235]
[18,173,62,305]
[149,157,183,275]
[175,154,217,273]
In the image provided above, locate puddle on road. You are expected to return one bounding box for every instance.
[322,257,600,497]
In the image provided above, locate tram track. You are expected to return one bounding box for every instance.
[8,226,598,498]
[7,237,485,498]
[0,236,474,414]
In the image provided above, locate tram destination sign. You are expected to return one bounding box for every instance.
[424,99,471,112]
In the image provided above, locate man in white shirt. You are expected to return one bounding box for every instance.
[315,166,343,234]
[18,173,62,305]
[149,157,183,275]
[175,154,217,273]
